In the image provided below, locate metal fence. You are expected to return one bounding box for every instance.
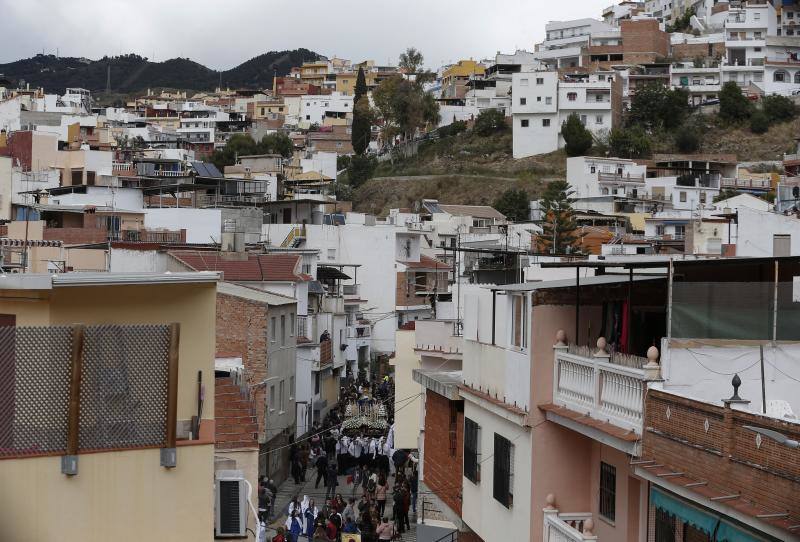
[0,324,179,459]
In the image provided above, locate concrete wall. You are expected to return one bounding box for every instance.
[0,156,11,220]
[145,208,222,244]
[391,329,422,450]
[0,444,214,542]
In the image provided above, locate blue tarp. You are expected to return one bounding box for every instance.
[650,488,765,542]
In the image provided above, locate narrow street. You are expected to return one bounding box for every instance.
[264,471,420,541]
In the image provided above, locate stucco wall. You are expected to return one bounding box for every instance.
[391,329,422,450]
[0,444,214,542]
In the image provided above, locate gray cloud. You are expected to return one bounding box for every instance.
[0,0,611,69]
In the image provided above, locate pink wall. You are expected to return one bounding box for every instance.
[527,302,642,541]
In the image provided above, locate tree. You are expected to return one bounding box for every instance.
[719,81,752,123]
[749,109,770,134]
[537,181,580,255]
[628,84,690,130]
[493,189,530,222]
[352,97,373,155]
[209,132,293,170]
[674,126,700,152]
[762,94,797,124]
[713,188,741,203]
[473,109,506,136]
[260,132,293,158]
[354,67,368,105]
[561,113,593,157]
[399,47,424,75]
[608,127,652,159]
[372,75,440,143]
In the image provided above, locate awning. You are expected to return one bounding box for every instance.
[317,266,351,280]
[308,280,325,295]
[650,488,764,542]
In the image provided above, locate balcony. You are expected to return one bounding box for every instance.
[542,500,597,542]
[296,314,317,342]
[597,172,645,185]
[548,336,660,451]
[720,177,771,190]
[347,324,371,339]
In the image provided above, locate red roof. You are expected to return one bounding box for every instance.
[170,251,310,282]
[402,255,450,270]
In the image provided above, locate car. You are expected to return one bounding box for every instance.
[699,98,720,106]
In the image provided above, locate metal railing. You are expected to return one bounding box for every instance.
[347,325,371,338]
[281,226,306,248]
[554,346,647,434]
[597,173,645,184]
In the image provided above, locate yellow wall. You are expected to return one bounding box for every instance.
[390,329,422,450]
[0,445,214,542]
[442,60,485,80]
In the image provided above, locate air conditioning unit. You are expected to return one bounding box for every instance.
[215,470,247,538]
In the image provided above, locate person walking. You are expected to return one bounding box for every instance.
[410,470,418,516]
[304,498,319,538]
[325,462,339,500]
[285,510,304,542]
[375,475,388,518]
[315,450,328,489]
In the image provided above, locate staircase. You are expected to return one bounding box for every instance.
[280,226,306,248]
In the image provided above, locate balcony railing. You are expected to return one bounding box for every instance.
[553,340,651,434]
[543,502,597,542]
[342,284,360,297]
[347,324,371,338]
[720,177,771,189]
[597,172,645,184]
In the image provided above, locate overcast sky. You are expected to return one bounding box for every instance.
[0,0,611,69]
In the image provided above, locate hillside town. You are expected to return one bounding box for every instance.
[2,1,800,542]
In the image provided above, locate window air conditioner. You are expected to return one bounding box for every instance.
[215,470,247,538]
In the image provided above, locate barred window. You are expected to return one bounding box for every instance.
[493,433,514,508]
[600,461,616,521]
[464,418,481,483]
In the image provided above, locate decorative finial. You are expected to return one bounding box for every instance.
[730,373,742,401]
[594,337,608,357]
[545,493,556,510]
[555,329,567,347]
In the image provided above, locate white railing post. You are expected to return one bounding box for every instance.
[592,337,609,412]
[553,330,568,404]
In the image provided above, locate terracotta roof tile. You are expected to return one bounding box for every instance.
[169,251,310,282]
[402,255,450,270]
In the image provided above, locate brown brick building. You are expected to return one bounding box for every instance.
[638,388,800,541]
[422,389,465,516]
[584,19,670,69]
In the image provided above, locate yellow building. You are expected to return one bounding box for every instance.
[248,100,286,120]
[441,60,485,100]
[336,71,377,95]
[0,272,221,542]
[300,61,330,87]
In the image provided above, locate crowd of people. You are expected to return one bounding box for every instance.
[263,373,420,542]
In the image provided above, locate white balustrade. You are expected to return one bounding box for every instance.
[543,503,597,542]
[554,342,647,434]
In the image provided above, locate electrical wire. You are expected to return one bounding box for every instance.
[684,348,762,376]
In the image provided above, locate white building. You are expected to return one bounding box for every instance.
[535,18,615,69]
[512,71,617,158]
[298,93,353,129]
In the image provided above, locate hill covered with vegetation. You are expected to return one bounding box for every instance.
[0,49,322,93]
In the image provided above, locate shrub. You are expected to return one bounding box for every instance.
[561,113,594,157]
[439,120,468,138]
[493,189,530,222]
[473,109,507,136]
[608,127,652,159]
[719,81,752,123]
[749,110,770,134]
[762,94,797,123]
[674,127,700,153]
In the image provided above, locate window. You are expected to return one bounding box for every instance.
[656,224,665,236]
[796,72,800,84]
[269,384,276,411]
[567,92,577,101]
[542,118,551,127]
[754,12,760,20]
[599,462,616,521]
[510,294,528,349]
[306,115,311,120]
[580,115,587,125]
[545,97,552,105]
[271,317,277,343]
[536,77,544,85]
[590,166,596,174]
[700,191,706,204]
[520,97,527,105]
[279,380,285,413]
[521,119,529,127]
[679,191,687,203]
[520,78,529,86]
[314,372,320,394]
[595,115,603,125]
[493,433,514,508]
[464,418,481,483]
[754,31,762,39]
[290,313,295,336]
[328,248,336,260]
[654,508,676,542]
[775,70,788,83]
[675,225,686,239]
[281,315,286,345]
